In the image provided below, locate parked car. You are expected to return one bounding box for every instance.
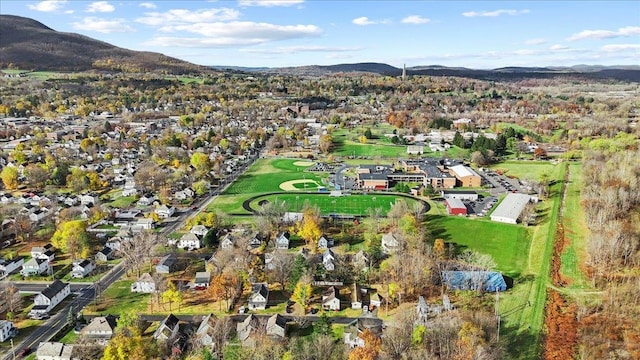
[19,348,32,357]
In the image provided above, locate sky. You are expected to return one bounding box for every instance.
[1,0,639,68]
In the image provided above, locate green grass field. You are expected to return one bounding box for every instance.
[331,130,409,158]
[209,159,324,214]
[491,161,560,181]
[84,280,150,315]
[428,216,531,277]
[249,193,421,216]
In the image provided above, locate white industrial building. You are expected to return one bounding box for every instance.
[490,193,533,224]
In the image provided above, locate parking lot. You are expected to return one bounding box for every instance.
[464,196,498,217]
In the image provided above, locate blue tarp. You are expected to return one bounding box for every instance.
[442,271,507,292]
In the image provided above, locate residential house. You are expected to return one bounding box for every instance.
[417,296,429,323]
[71,260,95,279]
[352,250,369,271]
[0,256,24,277]
[31,244,54,260]
[79,194,98,206]
[322,286,341,311]
[131,273,156,293]
[0,320,16,342]
[351,284,378,311]
[177,233,201,250]
[248,283,269,310]
[266,314,288,339]
[248,233,264,249]
[29,208,49,222]
[21,258,51,277]
[94,246,115,262]
[80,315,117,344]
[174,188,194,201]
[317,234,334,250]
[156,254,178,274]
[220,234,235,249]
[194,272,211,290]
[322,249,336,272]
[155,205,176,219]
[190,225,209,238]
[30,280,70,317]
[195,314,220,349]
[133,218,155,231]
[136,194,156,206]
[154,314,180,342]
[274,232,290,250]
[381,232,400,254]
[237,314,260,343]
[344,316,384,349]
[36,342,74,360]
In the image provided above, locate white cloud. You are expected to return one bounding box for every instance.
[136,8,240,26]
[27,0,67,12]
[352,17,390,26]
[146,21,321,47]
[401,15,430,24]
[524,38,546,45]
[600,44,640,52]
[86,1,114,13]
[72,17,135,33]
[567,26,640,41]
[462,9,530,17]
[238,0,303,7]
[139,2,156,9]
[241,45,363,54]
[550,44,568,51]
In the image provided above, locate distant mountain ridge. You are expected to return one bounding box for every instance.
[243,63,640,82]
[0,14,208,74]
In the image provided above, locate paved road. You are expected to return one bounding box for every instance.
[1,151,262,359]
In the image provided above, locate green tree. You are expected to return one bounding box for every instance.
[51,163,70,186]
[190,152,211,174]
[0,166,19,190]
[288,255,308,291]
[452,131,465,148]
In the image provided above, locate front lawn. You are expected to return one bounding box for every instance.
[83,280,150,315]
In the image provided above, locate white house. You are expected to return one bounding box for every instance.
[71,260,95,279]
[36,342,74,360]
[29,208,48,222]
[79,194,97,206]
[317,234,334,250]
[31,244,54,260]
[381,232,400,254]
[153,314,180,342]
[322,249,336,272]
[21,258,51,277]
[0,256,24,277]
[195,314,218,349]
[220,234,235,249]
[190,225,209,238]
[130,273,156,293]
[274,232,290,250]
[174,188,194,201]
[0,320,16,342]
[80,315,117,344]
[156,254,178,274]
[94,247,115,262]
[248,283,269,310]
[322,286,341,311]
[133,218,155,231]
[266,314,287,338]
[155,205,175,219]
[30,280,70,317]
[177,233,201,250]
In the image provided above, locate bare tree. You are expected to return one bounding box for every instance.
[382,309,417,359]
[117,230,158,278]
[266,250,295,291]
[0,282,23,318]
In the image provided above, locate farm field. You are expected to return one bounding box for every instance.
[248,193,423,217]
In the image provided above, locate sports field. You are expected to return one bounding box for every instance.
[248,193,423,217]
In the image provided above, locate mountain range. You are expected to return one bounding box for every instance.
[1,14,639,82]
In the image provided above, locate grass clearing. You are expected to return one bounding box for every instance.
[428,216,531,277]
[491,161,560,181]
[107,196,138,208]
[84,280,150,315]
[560,163,592,290]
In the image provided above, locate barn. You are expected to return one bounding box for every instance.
[442,271,507,292]
[445,198,467,216]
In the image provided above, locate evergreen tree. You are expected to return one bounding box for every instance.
[453,131,465,148]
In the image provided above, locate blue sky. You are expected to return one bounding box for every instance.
[2,0,639,68]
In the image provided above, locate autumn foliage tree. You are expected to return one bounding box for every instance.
[50,220,90,260]
[297,208,322,250]
[348,329,381,360]
[0,166,19,190]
